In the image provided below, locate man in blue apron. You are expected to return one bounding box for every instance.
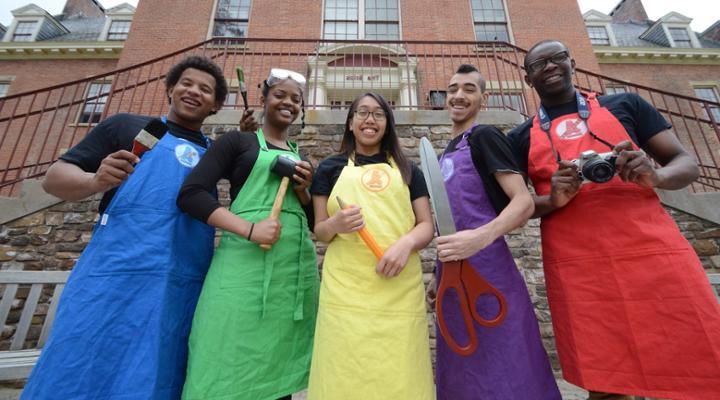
[22,56,228,400]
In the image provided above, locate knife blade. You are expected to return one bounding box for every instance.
[419,137,457,236]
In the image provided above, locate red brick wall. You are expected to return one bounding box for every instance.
[116,0,215,68]
[401,0,475,41]
[247,0,322,39]
[506,0,600,73]
[599,63,720,99]
[0,59,118,96]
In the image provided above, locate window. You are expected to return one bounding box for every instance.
[0,83,10,98]
[222,91,238,110]
[694,87,720,122]
[428,90,446,110]
[487,92,525,113]
[669,27,692,48]
[587,26,610,45]
[470,0,509,42]
[78,82,112,124]
[605,85,628,94]
[213,0,251,38]
[12,21,37,42]
[107,20,131,41]
[323,0,399,40]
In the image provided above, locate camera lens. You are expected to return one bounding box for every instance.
[583,159,615,183]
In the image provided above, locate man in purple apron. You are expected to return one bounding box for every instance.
[433,64,560,399]
[22,56,227,400]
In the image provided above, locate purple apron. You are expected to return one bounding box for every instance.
[435,127,561,400]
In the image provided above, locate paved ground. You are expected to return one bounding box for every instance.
[1,379,588,399]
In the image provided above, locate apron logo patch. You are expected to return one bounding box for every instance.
[175,144,200,168]
[441,157,454,182]
[555,118,587,140]
[361,168,391,192]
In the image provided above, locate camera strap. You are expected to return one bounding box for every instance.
[538,91,615,163]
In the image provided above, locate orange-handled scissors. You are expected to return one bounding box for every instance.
[336,196,384,260]
[419,137,508,356]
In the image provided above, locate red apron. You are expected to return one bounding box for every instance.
[528,93,720,399]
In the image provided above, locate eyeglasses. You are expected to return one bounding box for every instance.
[526,51,570,73]
[354,109,386,121]
[266,68,306,89]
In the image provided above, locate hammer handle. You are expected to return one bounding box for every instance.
[260,176,290,250]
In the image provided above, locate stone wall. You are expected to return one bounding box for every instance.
[1,123,719,376]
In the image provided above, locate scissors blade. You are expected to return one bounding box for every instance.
[419,137,457,236]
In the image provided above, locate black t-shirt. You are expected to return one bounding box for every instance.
[60,113,208,214]
[310,153,429,202]
[444,125,521,215]
[507,92,672,174]
[177,131,314,227]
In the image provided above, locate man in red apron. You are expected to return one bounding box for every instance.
[507,40,720,400]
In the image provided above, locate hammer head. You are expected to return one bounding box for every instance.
[270,154,297,178]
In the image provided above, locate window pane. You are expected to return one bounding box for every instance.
[587,26,610,45]
[487,93,525,113]
[223,92,238,109]
[474,23,509,41]
[471,0,506,22]
[366,0,398,22]
[669,28,692,48]
[0,83,10,98]
[365,23,399,40]
[323,22,358,40]
[605,85,627,94]
[79,83,111,124]
[215,0,251,19]
[108,20,131,41]
[694,87,720,121]
[12,21,37,42]
[213,21,248,37]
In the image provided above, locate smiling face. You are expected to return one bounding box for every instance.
[166,68,221,131]
[446,71,485,126]
[524,41,576,104]
[261,79,303,128]
[349,95,387,155]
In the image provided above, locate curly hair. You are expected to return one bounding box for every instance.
[165,56,228,113]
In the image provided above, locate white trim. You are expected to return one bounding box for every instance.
[585,22,617,47]
[321,0,401,40]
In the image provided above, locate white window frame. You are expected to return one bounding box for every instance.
[663,24,701,48]
[76,81,113,125]
[321,0,402,41]
[210,0,252,38]
[0,77,13,98]
[4,19,41,42]
[692,84,720,123]
[469,0,514,43]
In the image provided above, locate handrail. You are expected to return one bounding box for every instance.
[0,38,717,196]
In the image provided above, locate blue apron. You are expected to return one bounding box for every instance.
[22,121,214,400]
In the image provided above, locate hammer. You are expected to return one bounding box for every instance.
[260,154,298,250]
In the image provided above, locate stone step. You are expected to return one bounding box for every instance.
[657,188,720,225]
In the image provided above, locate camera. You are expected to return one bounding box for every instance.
[571,150,617,183]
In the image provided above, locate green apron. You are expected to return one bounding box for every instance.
[182,129,319,400]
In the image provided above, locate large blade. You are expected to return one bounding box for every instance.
[419,137,457,236]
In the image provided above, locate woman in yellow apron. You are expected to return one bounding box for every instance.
[307,92,435,399]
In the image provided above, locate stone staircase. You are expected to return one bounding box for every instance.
[0,179,62,226]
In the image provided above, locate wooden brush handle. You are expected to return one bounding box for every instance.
[260,176,290,250]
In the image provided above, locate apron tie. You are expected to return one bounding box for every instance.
[259,208,309,321]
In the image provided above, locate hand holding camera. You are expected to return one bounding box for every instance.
[550,160,582,208]
[613,140,660,188]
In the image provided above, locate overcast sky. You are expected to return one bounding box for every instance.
[1,0,717,32]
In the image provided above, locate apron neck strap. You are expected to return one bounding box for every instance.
[162,115,211,147]
[256,128,299,154]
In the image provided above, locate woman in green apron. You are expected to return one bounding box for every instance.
[307,92,436,399]
[177,69,319,400]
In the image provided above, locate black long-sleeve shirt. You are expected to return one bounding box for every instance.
[177,131,314,229]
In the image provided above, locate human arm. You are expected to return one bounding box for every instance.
[376,196,435,278]
[437,172,533,261]
[530,160,582,218]
[312,195,364,243]
[614,130,699,190]
[42,150,139,200]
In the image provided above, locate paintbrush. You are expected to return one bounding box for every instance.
[131,119,167,158]
[236,67,249,111]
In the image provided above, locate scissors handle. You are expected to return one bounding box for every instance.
[461,260,507,327]
[436,260,479,356]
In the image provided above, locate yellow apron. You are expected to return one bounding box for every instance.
[307,156,434,400]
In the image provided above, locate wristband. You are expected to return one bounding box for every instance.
[247,222,255,241]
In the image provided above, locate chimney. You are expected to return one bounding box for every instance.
[609,0,649,24]
[701,21,720,43]
[60,0,105,19]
